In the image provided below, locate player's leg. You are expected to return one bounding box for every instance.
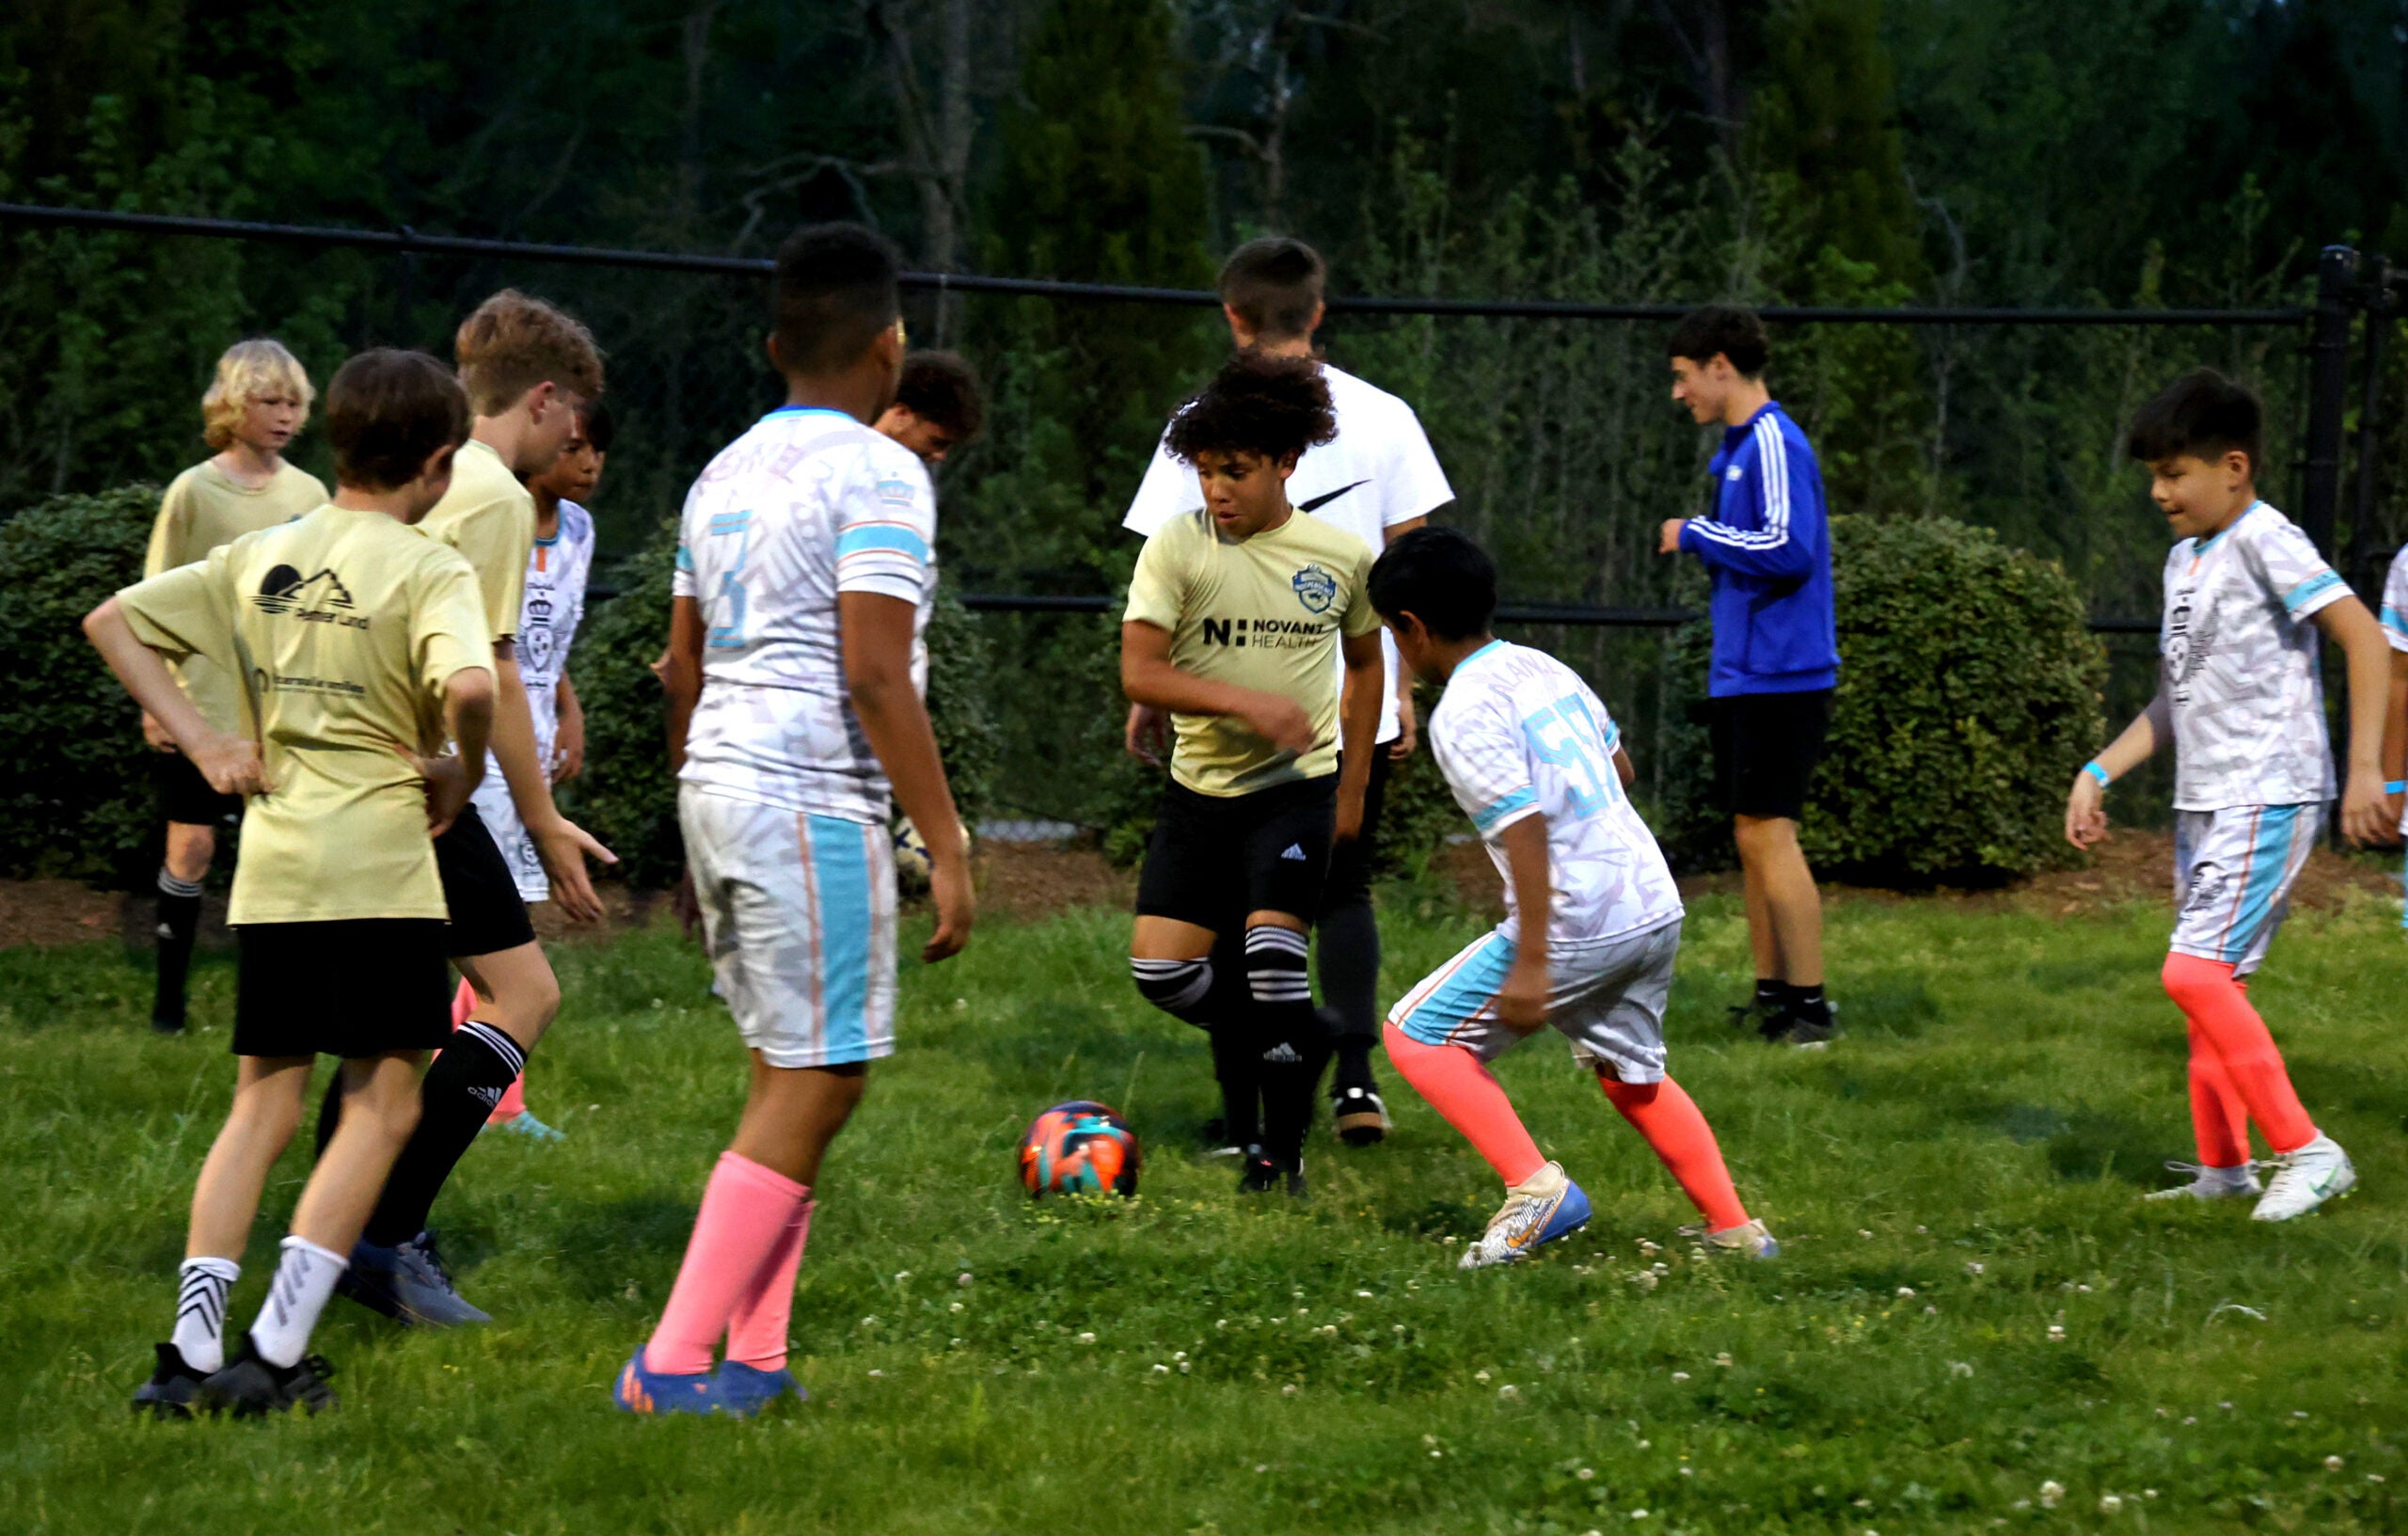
[469,773,559,1138]
[1129,783,1254,1150]
[1727,691,1834,1044]
[1317,747,1394,1144]
[1709,699,1783,1033]
[150,752,236,1034]
[1238,782,1338,1192]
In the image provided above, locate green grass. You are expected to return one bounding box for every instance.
[5,880,2407,1534]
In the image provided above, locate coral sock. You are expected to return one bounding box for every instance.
[2185,1017,2252,1167]
[449,976,529,1124]
[643,1151,808,1376]
[1597,1075,1750,1232]
[1383,1021,1545,1187]
[2161,953,2314,1156]
[724,1198,815,1371]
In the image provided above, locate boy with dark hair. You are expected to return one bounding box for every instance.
[1125,234,1453,1148]
[1370,526,1775,1266]
[1661,303,1841,1047]
[92,348,496,1416]
[143,339,328,1034]
[620,222,973,1415]
[327,290,615,1327]
[1123,350,1385,1196]
[2068,368,2386,1220]
[876,349,985,464]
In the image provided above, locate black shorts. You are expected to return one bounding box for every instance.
[434,803,537,958]
[1136,775,1337,932]
[234,919,452,1057]
[1317,747,1395,917]
[1708,689,1834,821]
[157,751,243,829]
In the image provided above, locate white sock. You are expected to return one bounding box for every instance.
[170,1257,241,1373]
[1511,1161,1567,1199]
[249,1236,348,1369]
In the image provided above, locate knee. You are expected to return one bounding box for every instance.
[228,1085,305,1150]
[2162,952,2234,1010]
[1731,816,1787,858]
[498,968,562,1037]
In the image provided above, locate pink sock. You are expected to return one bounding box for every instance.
[643,1151,809,1375]
[2162,954,2314,1155]
[1383,1021,1545,1186]
[2185,1018,2251,1166]
[724,1199,814,1371]
[1598,1075,1750,1232]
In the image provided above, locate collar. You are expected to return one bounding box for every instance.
[763,405,857,423]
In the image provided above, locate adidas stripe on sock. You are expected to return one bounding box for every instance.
[250,1236,347,1369]
[1244,926,1313,1006]
[170,1257,240,1373]
[1132,956,1215,1024]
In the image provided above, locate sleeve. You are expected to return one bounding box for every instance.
[2247,516,2348,623]
[411,553,498,694]
[1377,404,1454,527]
[442,494,531,643]
[1338,539,1382,638]
[118,549,234,666]
[1121,522,1187,632]
[834,451,937,604]
[1434,700,1541,840]
[1122,426,1202,538]
[2382,548,2408,652]
[1677,419,1814,581]
[144,476,193,578]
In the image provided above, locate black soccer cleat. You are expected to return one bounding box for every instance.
[1332,1086,1390,1147]
[1761,1001,1838,1048]
[198,1336,337,1418]
[1237,1149,1308,1199]
[131,1341,210,1419]
[1727,996,1782,1034]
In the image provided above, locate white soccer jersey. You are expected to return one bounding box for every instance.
[470,499,600,901]
[1124,362,1452,745]
[1430,640,1682,949]
[2161,500,2347,811]
[673,406,938,824]
[2381,546,2408,832]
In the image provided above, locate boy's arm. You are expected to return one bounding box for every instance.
[843,591,972,962]
[2311,595,2392,846]
[2383,652,2408,838]
[1334,629,1382,842]
[411,668,496,837]
[1119,622,1315,753]
[82,596,267,796]
[551,672,585,784]
[2064,668,2168,848]
[1671,440,1814,581]
[491,643,616,921]
[1613,744,1637,788]
[1493,814,1553,1032]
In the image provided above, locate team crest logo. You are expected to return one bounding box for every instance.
[2182,860,2227,916]
[1291,562,1338,614]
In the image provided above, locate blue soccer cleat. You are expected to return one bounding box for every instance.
[615,1348,746,1417]
[1460,1163,1592,1269]
[715,1360,805,1413]
[483,1110,565,1143]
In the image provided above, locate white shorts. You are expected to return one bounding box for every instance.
[1387,919,1678,1085]
[2171,803,2321,977]
[680,785,897,1069]
[468,771,549,904]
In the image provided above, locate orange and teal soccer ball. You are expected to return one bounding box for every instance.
[1019,1100,1141,1197]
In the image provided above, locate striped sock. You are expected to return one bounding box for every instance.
[249,1237,347,1368]
[363,1021,528,1247]
[1244,925,1325,1168]
[170,1257,240,1373]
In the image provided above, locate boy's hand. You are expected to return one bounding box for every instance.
[551,716,585,784]
[530,814,618,924]
[1496,955,1550,1033]
[2064,771,2109,849]
[1244,695,1316,755]
[140,710,177,752]
[1658,518,1688,555]
[2339,769,2391,847]
[404,749,479,836]
[1124,703,1170,768]
[923,851,974,962]
[1390,693,1418,760]
[189,731,269,798]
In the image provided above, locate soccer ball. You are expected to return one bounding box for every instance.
[891,815,971,894]
[1018,1100,1142,1197]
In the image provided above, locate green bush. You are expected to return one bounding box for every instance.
[0,485,163,883]
[1658,515,2105,883]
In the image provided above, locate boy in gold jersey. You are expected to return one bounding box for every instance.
[88,350,497,1417]
[1123,351,1384,1195]
[143,339,329,1035]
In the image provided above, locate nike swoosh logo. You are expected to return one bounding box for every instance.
[1297,481,1370,513]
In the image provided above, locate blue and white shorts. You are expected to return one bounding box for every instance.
[1386,919,1678,1085]
[680,784,898,1069]
[2170,803,2321,977]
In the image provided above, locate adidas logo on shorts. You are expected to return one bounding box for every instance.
[1260,1042,1303,1064]
[1279,844,1307,862]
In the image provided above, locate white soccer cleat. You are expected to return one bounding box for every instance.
[2251,1134,2355,1222]
[1681,1218,1779,1259]
[2142,1160,2262,1201]
[1458,1163,1592,1270]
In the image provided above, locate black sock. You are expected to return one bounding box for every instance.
[1208,1023,1262,1150]
[1753,977,1784,1009]
[152,869,203,1023]
[1788,984,1830,1023]
[1314,898,1381,1093]
[1245,926,1329,1170]
[361,1021,525,1248]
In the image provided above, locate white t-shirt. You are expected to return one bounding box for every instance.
[1123,361,1453,744]
[1430,640,1682,950]
[2162,500,2348,811]
[673,406,938,824]
[515,499,594,762]
[2380,546,2408,831]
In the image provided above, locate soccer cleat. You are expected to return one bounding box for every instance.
[1236,1150,1307,1198]
[716,1361,805,1414]
[150,1010,186,1036]
[1332,1086,1391,1147]
[2142,1160,2263,1201]
[1761,1001,1837,1048]
[1681,1218,1781,1259]
[2251,1134,2355,1222]
[341,1230,492,1327]
[483,1110,565,1143]
[131,1341,210,1419]
[1459,1163,1592,1270]
[197,1336,337,1418]
[1726,996,1782,1034]
[614,1349,746,1417]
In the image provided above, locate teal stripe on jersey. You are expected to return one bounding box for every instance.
[836,525,929,563]
[2281,569,2343,612]
[1473,786,1537,833]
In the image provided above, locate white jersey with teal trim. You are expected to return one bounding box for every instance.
[672,406,937,824]
[2161,500,2346,811]
[2382,546,2408,832]
[1429,640,1681,950]
[468,498,600,902]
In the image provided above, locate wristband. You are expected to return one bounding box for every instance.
[2387,781,2406,796]
[2082,761,2111,788]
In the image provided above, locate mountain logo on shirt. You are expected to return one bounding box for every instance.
[1291,562,1339,614]
[253,564,366,628]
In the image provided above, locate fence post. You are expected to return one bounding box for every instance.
[2300,245,2359,559]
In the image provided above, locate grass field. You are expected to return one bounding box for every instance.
[5,875,2407,1534]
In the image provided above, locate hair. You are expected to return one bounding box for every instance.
[772,223,903,377]
[1164,350,1339,467]
[894,350,986,442]
[2126,368,2264,473]
[1368,526,1498,641]
[324,349,473,492]
[200,339,315,451]
[1665,304,1770,379]
[577,396,616,454]
[452,290,606,416]
[1218,237,1327,342]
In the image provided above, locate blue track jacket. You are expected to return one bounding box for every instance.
[1677,402,1839,697]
